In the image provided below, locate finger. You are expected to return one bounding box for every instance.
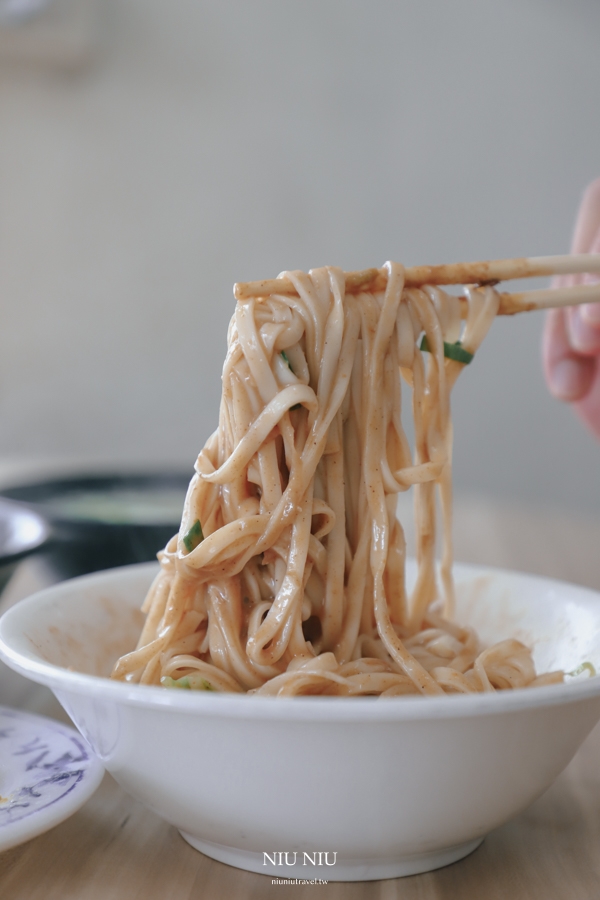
[575,362,600,441]
[568,228,600,343]
[580,295,600,326]
[543,308,596,401]
[567,304,600,355]
[553,178,600,290]
[577,227,600,326]
[571,178,600,253]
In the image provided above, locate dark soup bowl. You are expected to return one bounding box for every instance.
[0,472,189,581]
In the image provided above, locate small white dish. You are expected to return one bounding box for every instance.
[0,561,600,880]
[0,705,104,852]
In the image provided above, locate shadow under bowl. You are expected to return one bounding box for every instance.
[0,561,600,881]
[0,472,189,580]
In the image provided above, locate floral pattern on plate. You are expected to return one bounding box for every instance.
[0,705,104,851]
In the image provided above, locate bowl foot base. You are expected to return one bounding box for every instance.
[178,832,484,882]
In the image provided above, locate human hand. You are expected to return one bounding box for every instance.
[542,179,600,440]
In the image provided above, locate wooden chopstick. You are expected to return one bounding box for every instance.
[233,253,600,316]
[494,282,600,316]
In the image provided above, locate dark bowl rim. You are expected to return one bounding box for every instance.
[0,471,191,530]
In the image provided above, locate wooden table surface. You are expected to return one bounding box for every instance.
[1,494,600,900]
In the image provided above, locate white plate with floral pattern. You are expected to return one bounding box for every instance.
[0,705,104,852]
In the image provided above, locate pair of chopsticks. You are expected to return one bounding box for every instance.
[233,254,600,317]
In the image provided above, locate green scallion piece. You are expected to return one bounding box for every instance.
[281,350,294,373]
[183,518,203,553]
[420,335,474,365]
[161,675,215,691]
[567,661,596,678]
[161,676,192,689]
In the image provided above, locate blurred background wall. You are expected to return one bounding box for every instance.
[0,0,599,512]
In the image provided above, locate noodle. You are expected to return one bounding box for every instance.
[112,262,564,696]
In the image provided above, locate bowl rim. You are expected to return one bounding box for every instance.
[1,561,600,722]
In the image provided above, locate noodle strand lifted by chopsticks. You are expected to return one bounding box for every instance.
[112,262,564,696]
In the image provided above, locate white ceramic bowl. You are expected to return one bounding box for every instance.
[1,562,600,882]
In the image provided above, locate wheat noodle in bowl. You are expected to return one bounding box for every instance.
[111,262,566,696]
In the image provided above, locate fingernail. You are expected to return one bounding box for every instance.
[550,358,583,400]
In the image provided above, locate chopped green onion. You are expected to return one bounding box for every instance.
[420,335,474,365]
[183,518,203,553]
[567,661,596,678]
[162,676,191,689]
[161,675,215,691]
[291,403,301,411]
